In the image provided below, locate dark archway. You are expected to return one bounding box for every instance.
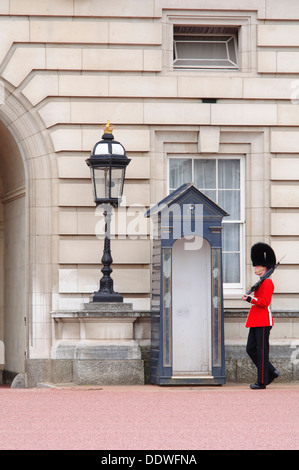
[0,119,26,381]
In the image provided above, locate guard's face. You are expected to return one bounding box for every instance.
[254,265,266,276]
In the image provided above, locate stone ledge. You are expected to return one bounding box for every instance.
[51,302,151,319]
[52,340,142,360]
[225,310,299,318]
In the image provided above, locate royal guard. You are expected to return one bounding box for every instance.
[242,242,280,389]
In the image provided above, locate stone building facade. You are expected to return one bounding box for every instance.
[0,0,298,386]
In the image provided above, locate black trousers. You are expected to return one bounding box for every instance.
[246,327,276,385]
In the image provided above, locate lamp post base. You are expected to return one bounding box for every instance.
[92,291,123,303]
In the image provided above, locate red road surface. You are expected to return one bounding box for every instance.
[0,383,298,450]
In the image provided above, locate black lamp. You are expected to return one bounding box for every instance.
[86,121,131,302]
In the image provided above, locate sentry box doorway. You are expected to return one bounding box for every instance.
[146,183,228,385]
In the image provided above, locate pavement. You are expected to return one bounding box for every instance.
[0,382,299,451]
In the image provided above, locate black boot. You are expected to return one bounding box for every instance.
[268,370,280,385]
[250,382,266,389]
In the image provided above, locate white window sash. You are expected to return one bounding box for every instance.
[167,155,245,289]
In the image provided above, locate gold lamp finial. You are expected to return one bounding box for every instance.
[103,120,114,134]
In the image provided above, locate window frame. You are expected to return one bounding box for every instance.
[173,32,239,70]
[167,155,245,291]
[163,12,256,75]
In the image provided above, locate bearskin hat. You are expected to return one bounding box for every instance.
[251,242,276,269]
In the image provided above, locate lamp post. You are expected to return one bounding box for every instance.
[86,121,131,302]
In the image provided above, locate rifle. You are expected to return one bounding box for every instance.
[246,256,285,296]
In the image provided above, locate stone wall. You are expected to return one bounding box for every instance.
[0,1,298,380]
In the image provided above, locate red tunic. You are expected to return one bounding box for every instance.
[245,278,274,328]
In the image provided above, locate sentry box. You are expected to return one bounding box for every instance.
[145,183,228,385]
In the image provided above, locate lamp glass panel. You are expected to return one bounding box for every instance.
[94,143,109,155]
[92,167,110,200]
[110,167,125,199]
[111,143,125,155]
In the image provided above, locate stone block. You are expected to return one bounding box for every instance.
[2,46,45,87]
[26,359,51,387]
[278,105,299,125]
[57,156,89,179]
[199,126,220,153]
[257,51,276,73]
[125,155,150,179]
[59,239,151,264]
[58,209,78,234]
[82,48,144,71]
[51,128,82,152]
[59,74,109,97]
[271,131,299,153]
[46,47,82,70]
[178,76,242,99]
[144,102,210,125]
[82,322,134,340]
[265,0,299,19]
[77,209,99,235]
[30,19,109,44]
[74,341,141,360]
[51,342,77,360]
[277,52,299,73]
[109,76,177,97]
[11,0,73,15]
[271,240,299,264]
[258,24,299,46]
[211,103,277,126]
[244,78,294,100]
[109,22,161,45]
[271,158,299,180]
[22,74,59,106]
[144,49,162,71]
[70,101,144,125]
[274,269,299,293]
[74,0,155,17]
[271,184,299,208]
[39,101,70,128]
[225,358,237,383]
[73,359,144,385]
[50,359,73,384]
[271,212,299,236]
[0,0,8,14]
[0,19,29,65]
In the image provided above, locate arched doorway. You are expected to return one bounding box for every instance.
[172,236,211,376]
[0,78,55,387]
[0,119,26,380]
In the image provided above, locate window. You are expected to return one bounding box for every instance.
[169,156,244,286]
[173,26,238,70]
